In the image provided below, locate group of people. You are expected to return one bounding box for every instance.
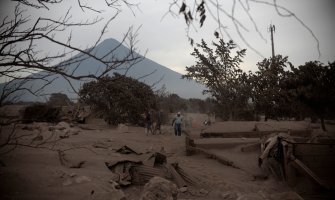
[145,110,183,136]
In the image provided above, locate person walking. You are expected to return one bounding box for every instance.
[145,111,152,135]
[156,109,162,134]
[172,112,183,136]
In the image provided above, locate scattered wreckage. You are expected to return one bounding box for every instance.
[186,121,335,199]
[104,144,207,197]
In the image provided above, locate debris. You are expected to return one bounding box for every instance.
[116,145,142,155]
[189,188,209,197]
[105,158,142,170]
[144,152,167,167]
[105,158,142,186]
[71,130,80,135]
[32,135,43,141]
[70,161,86,168]
[62,179,73,186]
[59,134,69,139]
[252,174,268,181]
[168,163,187,188]
[172,163,205,187]
[199,188,208,195]
[185,136,196,156]
[178,186,188,193]
[186,145,239,168]
[75,175,92,183]
[57,150,86,168]
[55,121,70,130]
[109,180,121,189]
[93,142,111,149]
[258,133,289,167]
[220,191,238,200]
[22,126,34,131]
[131,165,169,185]
[140,176,178,200]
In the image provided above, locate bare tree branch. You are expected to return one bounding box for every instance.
[167,0,321,58]
[1,1,144,105]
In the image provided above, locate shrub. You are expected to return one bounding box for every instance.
[23,104,61,123]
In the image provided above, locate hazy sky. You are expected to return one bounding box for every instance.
[1,0,335,74]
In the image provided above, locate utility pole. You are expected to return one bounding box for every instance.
[268,24,276,59]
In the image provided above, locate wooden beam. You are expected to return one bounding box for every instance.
[290,155,328,189]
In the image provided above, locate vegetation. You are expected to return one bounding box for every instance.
[79,73,156,125]
[23,104,61,123]
[249,55,293,121]
[183,39,250,120]
[47,93,72,107]
[184,38,335,128]
[285,61,335,130]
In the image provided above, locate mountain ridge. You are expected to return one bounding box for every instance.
[1,38,206,102]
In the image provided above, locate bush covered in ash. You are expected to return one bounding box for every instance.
[23,104,61,123]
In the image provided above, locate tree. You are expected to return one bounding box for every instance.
[287,61,335,131]
[48,93,72,106]
[249,55,292,120]
[183,39,248,119]
[79,73,156,125]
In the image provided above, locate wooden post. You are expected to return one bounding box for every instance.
[282,141,297,186]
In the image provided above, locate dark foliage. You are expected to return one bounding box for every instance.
[285,61,335,130]
[79,73,156,125]
[48,93,72,106]
[183,39,250,119]
[249,55,293,121]
[23,104,61,123]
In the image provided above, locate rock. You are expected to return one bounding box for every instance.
[54,121,70,130]
[70,161,86,168]
[140,176,178,200]
[32,135,43,141]
[199,188,208,195]
[59,134,69,139]
[75,176,92,184]
[178,186,188,193]
[69,173,77,177]
[220,191,238,199]
[109,180,121,189]
[71,130,80,135]
[62,179,73,186]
